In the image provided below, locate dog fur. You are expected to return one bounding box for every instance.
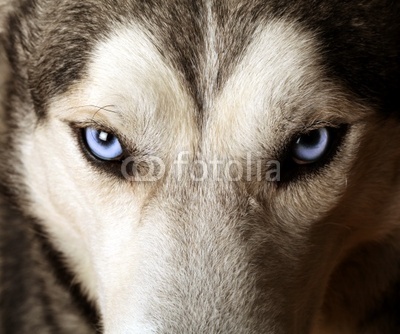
[1,1,400,333]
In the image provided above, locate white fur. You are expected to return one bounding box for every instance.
[206,21,363,157]
[22,19,377,333]
[203,0,219,112]
[24,23,195,332]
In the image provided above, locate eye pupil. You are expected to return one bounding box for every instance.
[83,127,123,161]
[292,127,330,165]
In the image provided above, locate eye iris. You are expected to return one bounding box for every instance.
[84,127,123,161]
[292,127,330,164]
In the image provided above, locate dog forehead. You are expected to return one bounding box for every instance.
[60,18,339,158]
[71,18,317,111]
[18,0,399,116]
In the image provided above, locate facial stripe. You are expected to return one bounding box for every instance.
[202,0,218,113]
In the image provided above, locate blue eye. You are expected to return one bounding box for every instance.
[292,127,330,165]
[83,127,123,161]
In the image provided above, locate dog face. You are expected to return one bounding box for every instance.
[2,1,400,333]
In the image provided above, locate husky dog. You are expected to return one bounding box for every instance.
[1,0,400,333]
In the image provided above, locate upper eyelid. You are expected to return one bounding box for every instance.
[67,120,130,149]
[288,122,346,145]
[67,118,347,152]
[67,119,115,132]
[298,120,345,133]
[69,119,127,137]
[279,123,348,157]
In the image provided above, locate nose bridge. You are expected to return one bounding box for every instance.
[142,177,295,333]
[158,173,248,245]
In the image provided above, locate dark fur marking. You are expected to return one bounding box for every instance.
[359,276,400,333]
[4,1,400,118]
[0,185,100,333]
[32,222,102,332]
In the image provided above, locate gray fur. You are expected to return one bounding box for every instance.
[1,1,400,333]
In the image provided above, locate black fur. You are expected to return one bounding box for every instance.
[0,197,99,333]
